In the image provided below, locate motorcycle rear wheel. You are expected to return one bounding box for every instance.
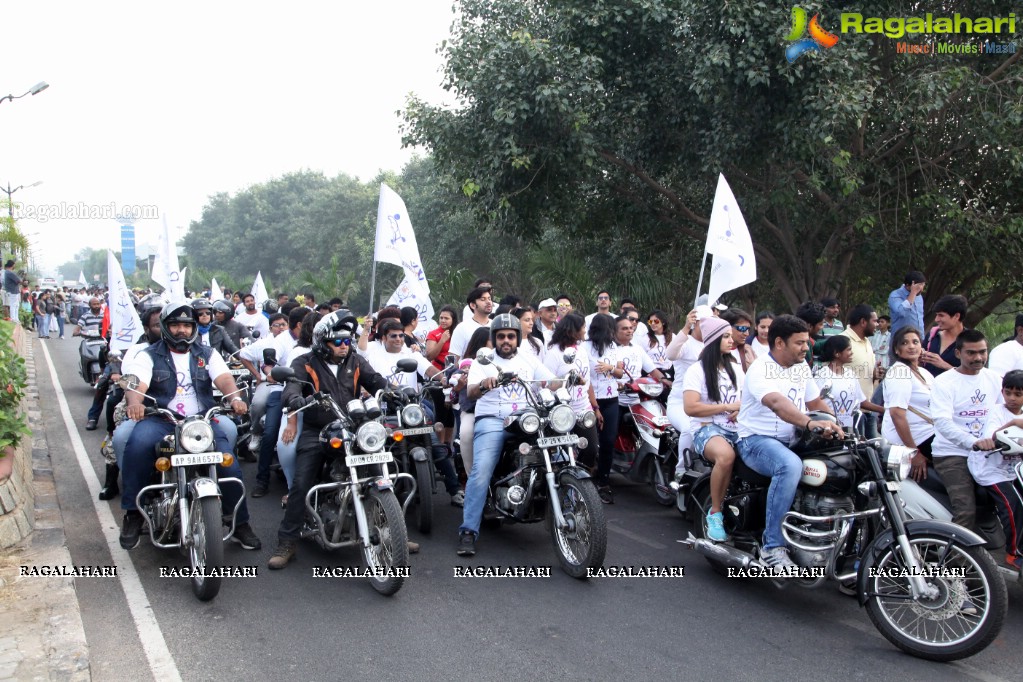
[413,459,434,534]
[549,477,607,579]
[864,535,1007,661]
[188,497,224,601]
[362,488,409,596]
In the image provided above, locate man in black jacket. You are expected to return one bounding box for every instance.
[192,298,239,358]
[267,310,389,569]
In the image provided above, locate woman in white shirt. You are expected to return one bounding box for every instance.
[881,326,935,481]
[545,313,599,469]
[749,311,774,358]
[641,309,674,378]
[813,335,883,430]
[582,313,627,503]
[683,317,742,542]
[513,306,546,366]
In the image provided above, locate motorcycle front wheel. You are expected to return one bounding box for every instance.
[549,476,607,579]
[362,488,410,596]
[188,497,224,601]
[864,535,1007,661]
[412,458,434,534]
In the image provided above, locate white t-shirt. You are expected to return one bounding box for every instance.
[583,311,616,338]
[273,330,300,368]
[582,340,620,400]
[518,336,546,367]
[364,344,434,390]
[120,340,152,374]
[617,342,657,407]
[682,361,744,435]
[468,352,555,419]
[968,404,1023,486]
[881,362,935,447]
[988,340,1023,378]
[749,337,770,358]
[642,334,671,370]
[813,365,865,429]
[235,310,270,339]
[930,368,1003,458]
[544,343,592,413]
[449,317,490,360]
[131,349,229,416]
[667,338,704,407]
[738,354,820,443]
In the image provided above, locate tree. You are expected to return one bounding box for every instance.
[402,0,1023,320]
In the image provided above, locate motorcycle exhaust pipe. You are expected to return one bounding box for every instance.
[680,533,755,569]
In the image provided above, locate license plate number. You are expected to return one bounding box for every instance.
[171,453,225,467]
[398,426,434,436]
[346,452,394,467]
[537,435,579,448]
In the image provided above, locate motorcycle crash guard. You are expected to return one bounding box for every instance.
[189,477,221,499]
[856,518,987,606]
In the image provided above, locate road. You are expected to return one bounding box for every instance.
[32,336,1023,681]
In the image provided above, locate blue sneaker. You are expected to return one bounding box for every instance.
[705,511,728,542]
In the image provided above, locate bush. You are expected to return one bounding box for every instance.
[0,320,30,451]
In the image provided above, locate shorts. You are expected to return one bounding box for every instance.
[692,424,739,456]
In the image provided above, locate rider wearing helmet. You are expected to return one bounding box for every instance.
[456,314,559,557]
[213,298,253,348]
[268,309,390,569]
[191,297,240,358]
[119,301,261,552]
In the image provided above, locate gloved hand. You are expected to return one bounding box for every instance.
[288,395,311,412]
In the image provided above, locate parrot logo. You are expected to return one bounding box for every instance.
[785,7,840,62]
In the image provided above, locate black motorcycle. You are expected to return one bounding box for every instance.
[475,350,607,578]
[683,412,1006,662]
[78,327,107,386]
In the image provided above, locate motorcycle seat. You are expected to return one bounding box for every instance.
[734,455,772,487]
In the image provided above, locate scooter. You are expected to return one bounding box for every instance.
[612,376,678,505]
[78,328,107,387]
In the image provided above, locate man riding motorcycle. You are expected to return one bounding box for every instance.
[119,302,260,552]
[192,297,240,358]
[268,309,390,570]
[213,299,254,348]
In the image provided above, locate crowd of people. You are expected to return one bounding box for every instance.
[39,269,1023,573]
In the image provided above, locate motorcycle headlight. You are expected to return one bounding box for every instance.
[580,410,597,430]
[401,404,425,427]
[519,412,542,434]
[639,381,664,397]
[885,443,914,481]
[180,420,215,454]
[548,404,577,434]
[356,421,388,453]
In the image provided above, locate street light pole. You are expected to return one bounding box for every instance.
[0,81,49,105]
[2,181,42,218]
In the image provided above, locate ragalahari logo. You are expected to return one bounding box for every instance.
[785,6,840,62]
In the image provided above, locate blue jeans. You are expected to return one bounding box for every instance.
[459,416,507,537]
[737,435,802,550]
[54,314,65,337]
[258,390,284,486]
[277,411,302,489]
[121,415,248,524]
[423,399,460,495]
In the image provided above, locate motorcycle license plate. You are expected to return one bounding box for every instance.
[537,435,579,448]
[171,453,225,467]
[652,416,670,427]
[398,426,434,436]
[346,452,394,467]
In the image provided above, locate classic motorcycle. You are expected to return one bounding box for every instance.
[612,375,679,505]
[272,365,412,596]
[120,377,246,602]
[78,327,107,386]
[476,350,607,578]
[683,412,1006,662]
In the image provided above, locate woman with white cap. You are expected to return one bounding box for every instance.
[682,317,743,541]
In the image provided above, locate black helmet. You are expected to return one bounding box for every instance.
[263,299,280,315]
[136,292,163,314]
[160,302,198,352]
[191,297,213,314]
[489,313,521,348]
[312,309,359,359]
[212,299,234,321]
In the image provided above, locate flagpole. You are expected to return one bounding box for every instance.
[694,247,708,308]
[369,260,377,314]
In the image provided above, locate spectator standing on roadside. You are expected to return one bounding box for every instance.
[2,260,21,321]
[749,311,774,358]
[820,297,844,337]
[987,314,1023,378]
[888,271,926,335]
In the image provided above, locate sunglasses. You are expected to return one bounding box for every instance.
[330,338,353,347]
[647,319,661,325]
[735,325,750,333]
[597,295,610,300]
[495,332,518,341]
[626,317,639,323]
[386,333,404,340]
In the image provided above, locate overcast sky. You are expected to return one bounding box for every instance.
[3,0,456,274]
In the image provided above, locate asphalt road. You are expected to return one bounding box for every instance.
[33,335,1023,681]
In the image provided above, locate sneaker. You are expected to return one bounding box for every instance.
[456,530,476,556]
[407,541,420,554]
[119,511,144,550]
[251,483,268,498]
[231,522,261,550]
[450,490,465,508]
[59,335,65,339]
[597,485,614,504]
[760,546,797,572]
[705,511,728,542]
[1007,553,1023,571]
[85,419,98,431]
[267,540,297,569]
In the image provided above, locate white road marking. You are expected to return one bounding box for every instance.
[39,342,182,682]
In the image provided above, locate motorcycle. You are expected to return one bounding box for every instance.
[216,352,256,460]
[475,350,607,578]
[271,365,412,596]
[381,359,447,534]
[612,375,679,505]
[78,328,107,386]
[120,376,246,602]
[682,411,1007,662]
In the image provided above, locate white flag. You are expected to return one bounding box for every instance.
[153,216,185,302]
[386,276,437,335]
[107,251,143,352]
[77,270,87,286]
[251,271,269,305]
[374,183,431,296]
[210,277,224,301]
[706,174,757,305]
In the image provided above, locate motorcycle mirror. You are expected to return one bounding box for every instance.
[270,366,296,382]
[262,348,278,366]
[444,354,456,368]
[252,331,261,339]
[396,358,419,373]
[475,348,495,365]
[562,348,577,364]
